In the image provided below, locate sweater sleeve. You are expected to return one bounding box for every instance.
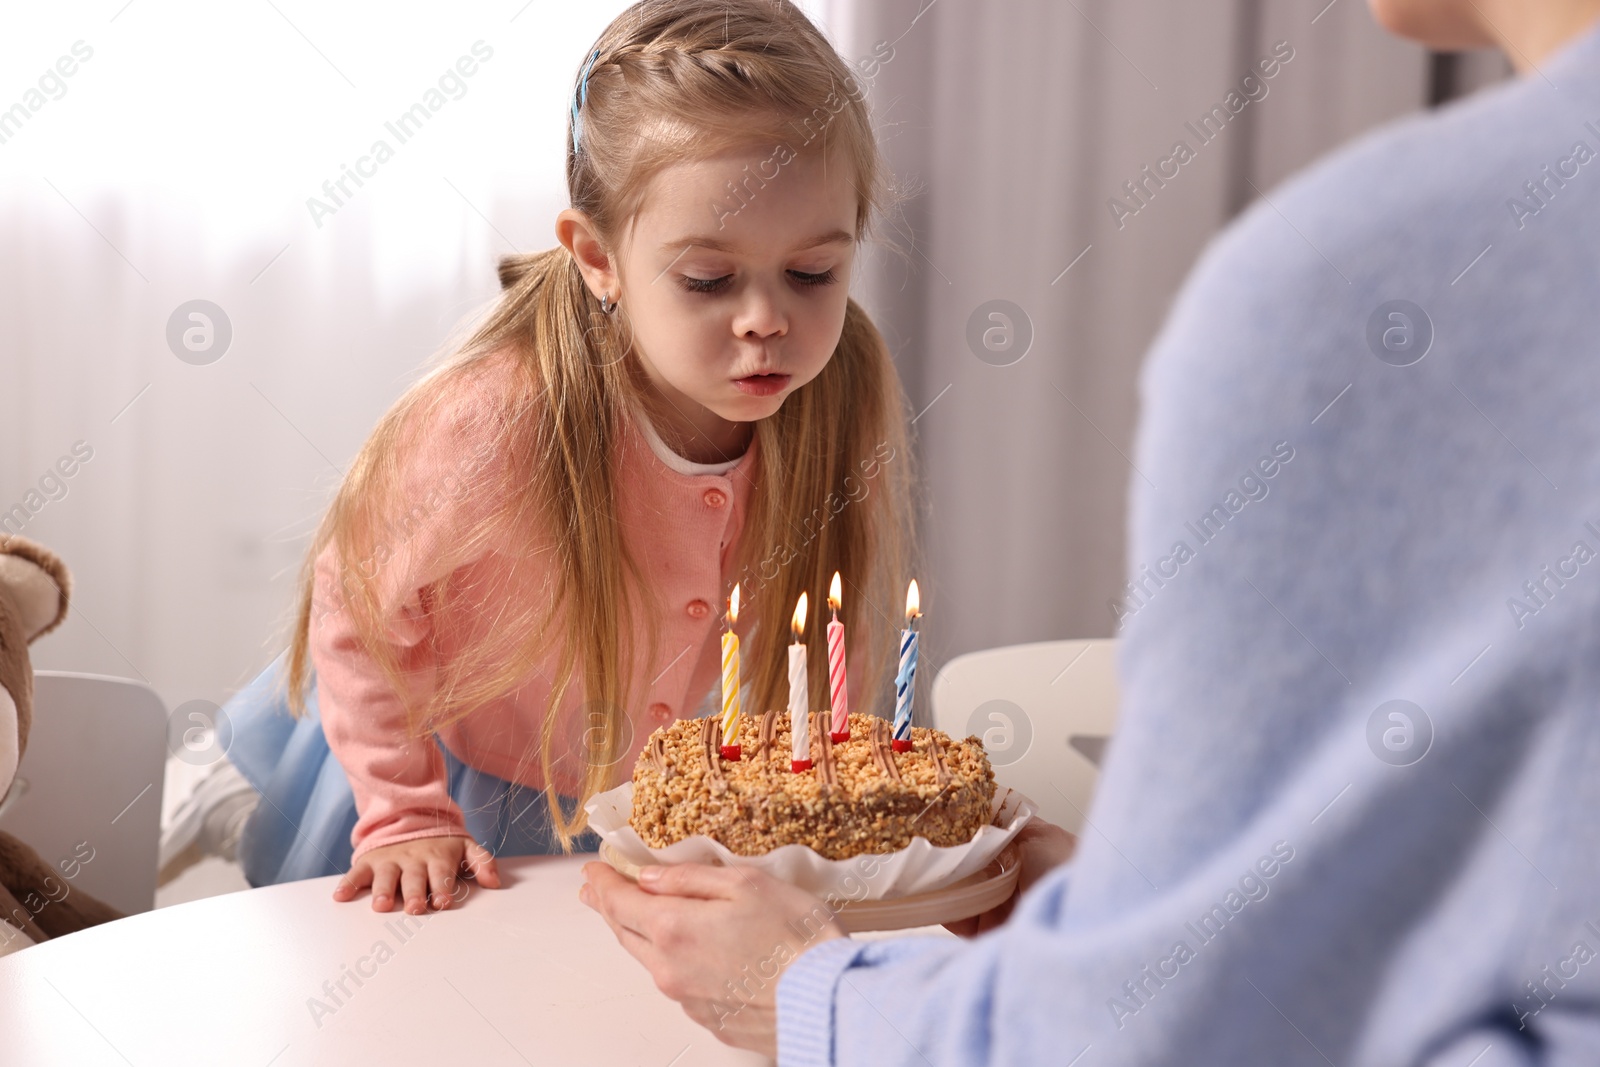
[774,875,1118,1067]
[311,545,463,860]
[309,371,512,861]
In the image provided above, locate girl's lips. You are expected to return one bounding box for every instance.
[732,373,791,397]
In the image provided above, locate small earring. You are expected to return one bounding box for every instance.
[599,292,616,315]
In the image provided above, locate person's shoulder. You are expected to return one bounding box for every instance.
[1203,63,1596,295]
[404,344,541,445]
[381,343,543,505]
[1133,73,1565,446]
[1142,62,1597,384]
[1300,84,1561,228]
[428,342,535,416]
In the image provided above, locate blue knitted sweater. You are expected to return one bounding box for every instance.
[778,20,1600,1066]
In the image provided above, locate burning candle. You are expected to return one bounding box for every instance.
[720,584,742,761]
[827,572,850,743]
[789,592,812,772]
[892,579,921,753]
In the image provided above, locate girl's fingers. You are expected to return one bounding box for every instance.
[462,840,502,888]
[334,838,500,912]
[426,857,457,910]
[399,861,430,915]
[370,861,401,913]
[332,861,372,902]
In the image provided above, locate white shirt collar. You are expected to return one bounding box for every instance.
[631,403,748,477]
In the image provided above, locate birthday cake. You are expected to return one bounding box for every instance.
[627,710,997,860]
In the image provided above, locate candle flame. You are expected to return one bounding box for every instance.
[905,578,921,620]
[828,571,842,612]
[792,591,808,636]
[728,583,741,625]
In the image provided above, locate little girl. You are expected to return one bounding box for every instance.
[196,0,918,915]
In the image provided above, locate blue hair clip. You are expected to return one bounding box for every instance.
[571,48,602,153]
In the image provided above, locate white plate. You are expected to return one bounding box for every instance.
[600,838,1023,933]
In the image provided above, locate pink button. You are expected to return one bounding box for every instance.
[649,702,673,721]
[703,488,728,508]
[686,599,711,619]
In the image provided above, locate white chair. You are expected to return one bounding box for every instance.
[930,639,1119,834]
[0,671,167,916]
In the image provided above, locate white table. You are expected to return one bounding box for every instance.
[0,856,771,1066]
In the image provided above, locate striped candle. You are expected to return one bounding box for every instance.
[892,579,921,753]
[720,584,742,760]
[789,592,812,772]
[827,572,849,742]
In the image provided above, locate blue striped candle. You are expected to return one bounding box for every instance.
[892,580,920,752]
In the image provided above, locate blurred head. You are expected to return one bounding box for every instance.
[1367,0,1600,66]
[1366,0,1498,51]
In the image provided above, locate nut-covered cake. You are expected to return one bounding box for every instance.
[628,710,997,859]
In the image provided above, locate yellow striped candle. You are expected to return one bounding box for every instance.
[720,583,742,760]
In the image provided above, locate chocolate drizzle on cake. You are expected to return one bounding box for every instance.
[930,733,953,788]
[755,710,778,762]
[647,735,675,779]
[700,716,724,782]
[810,710,838,790]
[869,717,902,783]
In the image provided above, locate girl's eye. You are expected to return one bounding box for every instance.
[677,269,838,295]
[680,275,732,294]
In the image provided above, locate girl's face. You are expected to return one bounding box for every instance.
[561,143,859,455]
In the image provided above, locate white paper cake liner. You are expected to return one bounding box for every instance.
[585,782,1036,900]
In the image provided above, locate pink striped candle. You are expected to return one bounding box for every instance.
[827,572,850,743]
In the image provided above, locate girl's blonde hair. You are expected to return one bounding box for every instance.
[279,0,918,850]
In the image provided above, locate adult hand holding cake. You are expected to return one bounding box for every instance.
[579,856,846,1060]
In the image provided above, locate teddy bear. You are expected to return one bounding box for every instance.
[0,534,122,956]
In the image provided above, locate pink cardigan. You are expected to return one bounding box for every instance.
[309,355,760,859]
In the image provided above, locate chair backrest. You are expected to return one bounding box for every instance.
[0,672,167,916]
[930,639,1119,834]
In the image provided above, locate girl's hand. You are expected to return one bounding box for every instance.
[943,819,1077,937]
[332,835,502,914]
